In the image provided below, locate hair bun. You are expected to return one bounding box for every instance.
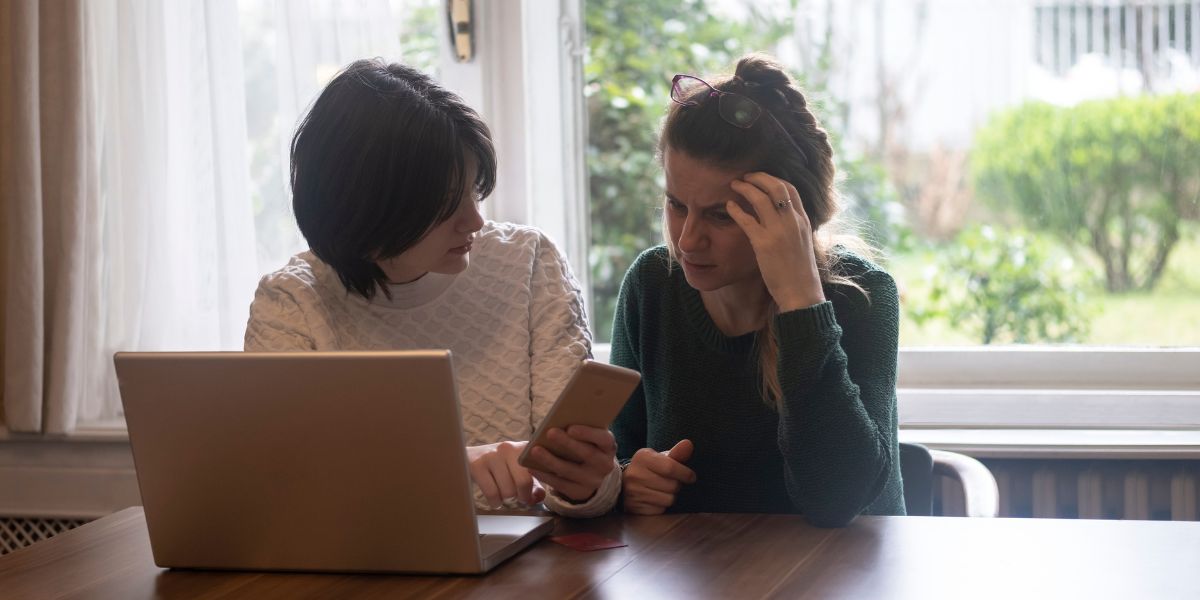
[733,53,790,89]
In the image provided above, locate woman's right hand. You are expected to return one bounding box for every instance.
[622,439,697,515]
[466,442,546,508]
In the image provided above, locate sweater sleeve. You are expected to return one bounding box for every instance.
[244,277,319,351]
[524,231,617,517]
[526,231,593,426]
[773,269,900,527]
[609,263,647,466]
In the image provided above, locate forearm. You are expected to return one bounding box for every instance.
[774,303,893,526]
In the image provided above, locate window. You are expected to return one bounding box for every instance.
[584,0,1199,349]
[579,0,1199,444]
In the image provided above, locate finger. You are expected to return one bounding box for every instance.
[628,471,681,495]
[530,479,547,504]
[506,457,537,505]
[729,179,775,225]
[490,461,519,505]
[743,172,792,214]
[726,200,764,238]
[645,454,697,483]
[470,462,502,507]
[781,178,806,217]
[538,428,589,464]
[666,439,694,463]
[624,500,666,515]
[565,425,617,455]
[628,486,677,508]
[554,429,619,475]
[531,445,595,485]
[529,469,587,502]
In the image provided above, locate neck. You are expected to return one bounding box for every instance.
[700,279,772,337]
[390,272,427,285]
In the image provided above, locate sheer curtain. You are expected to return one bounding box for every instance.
[0,0,439,431]
[77,0,259,424]
[240,0,437,275]
[82,0,440,425]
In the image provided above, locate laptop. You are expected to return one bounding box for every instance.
[113,350,554,574]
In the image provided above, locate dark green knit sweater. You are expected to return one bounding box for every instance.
[610,246,905,526]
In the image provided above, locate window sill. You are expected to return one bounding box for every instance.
[901,428,1200,459]
[0,431,138,519]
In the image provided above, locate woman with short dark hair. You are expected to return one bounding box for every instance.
[246,59,619,517]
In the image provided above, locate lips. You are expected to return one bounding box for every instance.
[680,257,715,270]
[448,238,474,254]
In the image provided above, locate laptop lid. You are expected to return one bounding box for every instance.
[114,350,547,574]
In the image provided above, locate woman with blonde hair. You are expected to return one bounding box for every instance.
[611,53,904,526]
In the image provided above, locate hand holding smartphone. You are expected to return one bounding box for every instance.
[517,360,640,470]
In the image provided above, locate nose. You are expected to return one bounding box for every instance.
[456,198,485,233]
[676,213,706,254]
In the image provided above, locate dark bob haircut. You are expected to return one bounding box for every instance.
[290,58,497,299]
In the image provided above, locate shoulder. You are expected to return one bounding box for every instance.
[613,246,679,316]
[825,246,902,316]
[473,221,580,284]
[246,252,333,350]
[254,251,328,301]
[472,221,557,270]
[476,221,550,255]
[828,247,896,298]
[623,245,674,287]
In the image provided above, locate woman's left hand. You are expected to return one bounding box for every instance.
[726,172,825,311]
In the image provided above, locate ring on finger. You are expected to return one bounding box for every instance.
[775,199,790,209]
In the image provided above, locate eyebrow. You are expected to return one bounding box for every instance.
[665,192,729,212]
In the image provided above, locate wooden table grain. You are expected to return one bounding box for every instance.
[2,507,1198,599]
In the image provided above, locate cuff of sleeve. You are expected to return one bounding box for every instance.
[775,301,839,338]
[775,301,842,385]
[541,459,622,518]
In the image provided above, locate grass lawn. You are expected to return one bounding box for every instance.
[888,227,1200,348]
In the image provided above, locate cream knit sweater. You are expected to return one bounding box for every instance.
[244,221,619,517]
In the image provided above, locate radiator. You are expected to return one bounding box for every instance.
[0,517,91,555]
[935,459,1200,521]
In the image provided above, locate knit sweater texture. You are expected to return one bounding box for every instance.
[244,221,619,517]
[610,245,905,526]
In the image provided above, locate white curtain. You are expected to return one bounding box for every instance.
[1,0,441,432]
[87,0,435,424]
[75,0,260,425]
[241,0,434,273]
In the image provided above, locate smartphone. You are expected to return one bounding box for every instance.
[517,359,641,469]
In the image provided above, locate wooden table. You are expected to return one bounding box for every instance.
[2,507,1198,599]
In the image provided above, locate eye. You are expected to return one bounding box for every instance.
[666,197,687,213]
[710,211,733,223]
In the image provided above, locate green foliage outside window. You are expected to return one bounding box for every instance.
[971,93,1200,293]
[907,226,1094,345]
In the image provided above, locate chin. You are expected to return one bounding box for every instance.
[682,271,727,292]
[431,255,470,275]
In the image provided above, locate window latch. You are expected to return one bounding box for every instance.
[447,0,474,62]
